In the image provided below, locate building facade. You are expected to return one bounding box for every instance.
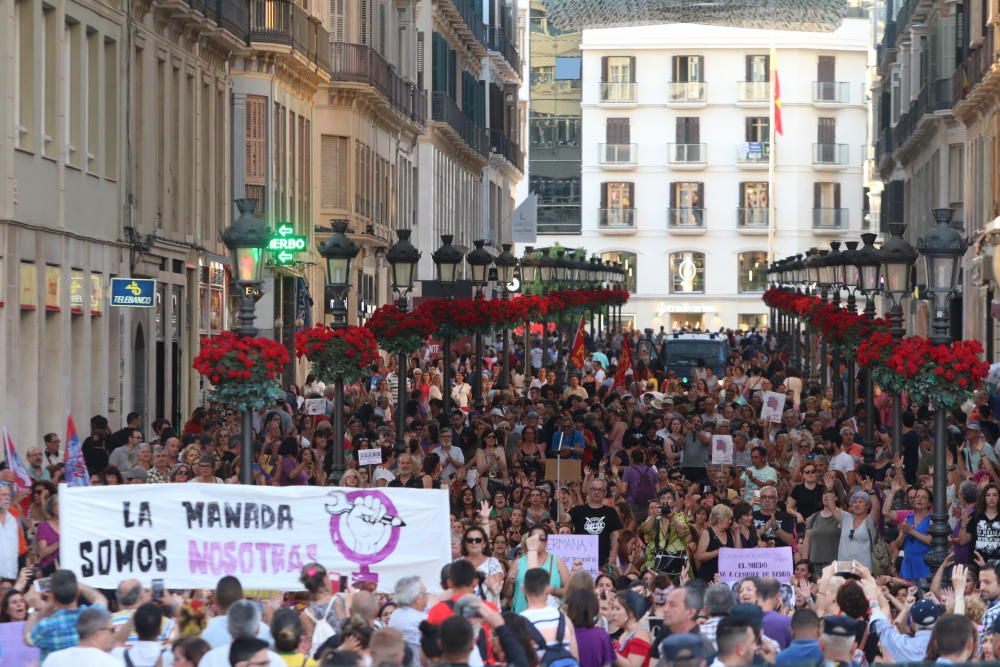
[536,18,870,330]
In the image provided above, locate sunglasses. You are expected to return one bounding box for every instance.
[465,537,484,544]
[802,469,816,474]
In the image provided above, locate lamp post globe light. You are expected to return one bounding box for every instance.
[221,198,270,485]
[877,222,917,459]
[917,208,967,572]
[466,240,494,402]
[432,235,464,417]
[317,220,359,484]
[386,229,422,449]
[495,244,518,390]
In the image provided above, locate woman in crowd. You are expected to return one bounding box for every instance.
[461,525,505,606]
[694,504,734,581]
[34,495,60,576]
[612,590,652,667]
[272,607,317,666]
[170,637,211,667]
[0,588,28,623]
[568,589,615,667]
[507,526,569,613]
[835,488,882,570]
[896,485,932,580]
[802,487,843,572]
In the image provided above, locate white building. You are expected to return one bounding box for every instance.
[537,17,871,331]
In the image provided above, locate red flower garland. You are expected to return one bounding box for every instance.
[294,324,379,385]
[193,331,289,410]
[365,304,436,355]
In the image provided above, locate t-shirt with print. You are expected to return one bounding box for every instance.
[966,512,1000,562]
[569,504,623,566]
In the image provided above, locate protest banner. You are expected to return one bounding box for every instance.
[547,534,599,579]
[358,448,382,466]
[760,391,787,423]
[711,435,734,465]
[0,622,40,666]
[717,546,793,582]
[60,484,450,592]
[304,398,327,416]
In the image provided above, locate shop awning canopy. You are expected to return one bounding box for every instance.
[545,0,849,32]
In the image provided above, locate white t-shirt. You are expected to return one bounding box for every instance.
[42,646,121,667]
[373,466,396,485]
[520,607,572,654]
[431,445,465,481]
[530,347,544,369]
[0,511,20,579]
[830,451,856,476]
[198,645,285,667]
[111,641,166,667]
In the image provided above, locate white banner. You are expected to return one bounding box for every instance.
[547,534,599,579]
[59,484,451,592]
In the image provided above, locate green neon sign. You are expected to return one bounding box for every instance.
[268,223,307,265]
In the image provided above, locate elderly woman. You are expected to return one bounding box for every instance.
[834,485,881,570]
[694,504,735,582]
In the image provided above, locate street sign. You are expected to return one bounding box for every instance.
[267,223,307,265]
[109,278,156,308]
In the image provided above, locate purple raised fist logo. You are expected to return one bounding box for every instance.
[325,490,407,586]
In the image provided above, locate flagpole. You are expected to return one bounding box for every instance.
[768,43,777,264]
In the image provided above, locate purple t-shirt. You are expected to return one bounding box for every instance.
[622,465,657,504]
[575,626,616,667]
[36,521,60,569]
[279,456,308,486]
[762,609,792,649]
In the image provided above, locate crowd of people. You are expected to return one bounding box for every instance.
[3,323,1000,666]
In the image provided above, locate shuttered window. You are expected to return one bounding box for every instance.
[813,182,841,208]
[601,182,634,209]
[606,118,630,143]
[601,56,635,82]
[329,0,345,41]
[675,117,699,143]
[818,117,836,143]
[245,95,266,185]
[817,55,835,82]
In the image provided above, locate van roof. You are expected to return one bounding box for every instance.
[663,333,727,342]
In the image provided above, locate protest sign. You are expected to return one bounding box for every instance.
[711,435,734,465]
[760,391,787,423]
[60,484,450,592]
[547,534,599,579]
[0,622,40,666]
[358,448,382,466]
[717,546,793,582]
[304,398,327,415]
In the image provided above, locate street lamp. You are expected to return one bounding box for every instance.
[918,208,967,571]
[825,242,844,402]
[855,232,881,461]
[432,235,464,418]
[495,243,518,389]
[466,240,494,402]
[839,241,862,415]
[221,198,270,485]
[878,222,917,457]
[520,248,539,397]
[317,220,359,483]
[386,229,422,449]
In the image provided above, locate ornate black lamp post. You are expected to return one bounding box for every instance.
[432,234,464,419]
[825,243,844,402]
[521,248,539,396]
[221,198,270,485]
[918,208,967,571]
[856,232,881,462]
[495,244,518,390]
[386,229,421,449]
[840,241,862,414]
[317,220,359,483]
[877,222,917,457]
[466,240,493,402]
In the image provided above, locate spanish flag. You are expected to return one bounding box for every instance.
[773,68,783,136]
[570,315,587,368]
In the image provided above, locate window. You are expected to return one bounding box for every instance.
[745,55,769,82]
[676,117,700,143]
[606,118,630,143]
[602,56,635,82]
[817,55,835,81]
[739,314,767,331]
[530,115,581,148]
[601,181,634,209]
[104,37,118,177]
[555,56,581,80]
[14,0,34,150]
[814,182,841,208]
[740,182,769,208]
[671,182,703,208]
[86,28,99,171]
[601,251,637,292]
[738,252,768,293]
[672,55,704,82]
[745,117,770,142]
[669,252,705,293]
[43,4,57,155]
[817,117,836,143]
[65,18,82,167]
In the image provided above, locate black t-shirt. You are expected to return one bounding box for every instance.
[752,510,796,547]
[569,504,623,566]
[790,484,824,520]
[388,476,423,489]
[966,512,1000,561]
[902,430,921,484]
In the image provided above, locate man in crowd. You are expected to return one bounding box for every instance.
[775,609,821,665]
[39,607,119,666]
[712,616,757,667]
[110,603,164,666]
[818,616,862,667]
[25,569,109,660]
[202,576,273,648]
[198,601,284,667]
[567,478,622,567]
[757,578,791,649]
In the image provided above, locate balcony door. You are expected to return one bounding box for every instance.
[817,118,836,161]
[673,55,703,82]
[602,56,635,83]
[601,181,634,227]
[605,118,632,162]
[745,55,769,82]
[814,181,841,214]
[671,181,703,226]
[745,117,769,143]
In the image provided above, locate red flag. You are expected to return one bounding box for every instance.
[570,315,587,369]
[613,336,633,389]
[773,69,783,136]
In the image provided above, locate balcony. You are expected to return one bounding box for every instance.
[667,208,706,232]
[437,0,487,52]
[736,81,769,103]
[489,129,524,172]
[737,208,769,231]
[813,81,850,104]
[538,205,582,235]
[485,26,521,77]
[249,0,331,73]
[667,82,707,104]
[329,43,426,126]
[598,208,637,233]
[893,78,954,152]
[812,143,849,167]
[667,143,706,167]
[736,141,770,167]
[813,208,848,231]
[431,91,489,159]
[213,0,249,45]
[598,143,637,167]
[599,82,637,104]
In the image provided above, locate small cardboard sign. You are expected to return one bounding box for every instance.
[712,435,734,465]
[305,398,327,415]
[760,391,787,423]
[358,448,382,466]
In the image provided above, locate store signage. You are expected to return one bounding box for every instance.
[110,278,156,307]
[268,223,307,265]
[656,303,717,314]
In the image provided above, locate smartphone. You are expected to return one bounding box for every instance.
[834,560,856,575]
[460,603,482,619]
[339,575,349,592]
[34,577,51,593]
[152,578,164,602]
[648,617,664,631]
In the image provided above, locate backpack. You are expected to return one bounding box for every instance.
[630,465,656,505]
[526,612,580,667]
[305,595,339,650]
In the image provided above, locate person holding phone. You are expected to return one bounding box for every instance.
[506,527,569,613]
